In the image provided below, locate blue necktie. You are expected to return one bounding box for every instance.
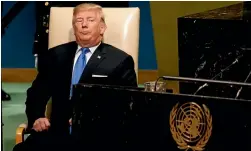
[69,48,89,134]
[70,48,89,98]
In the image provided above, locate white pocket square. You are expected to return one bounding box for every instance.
[92,74,108,77]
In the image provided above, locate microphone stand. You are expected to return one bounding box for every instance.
[154,77,164,92]
[160,76,251,87]
[153,75,251,93]
[235,70,251,99]
[193,54,243,95]
[154,54,246,94]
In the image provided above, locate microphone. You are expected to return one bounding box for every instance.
[154,77,164,92]
[193,54,243,95]
[193,83,208,95]
[235,70,251,99]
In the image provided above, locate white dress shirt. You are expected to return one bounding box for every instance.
[72,42,101,74]
[70,42,101,99]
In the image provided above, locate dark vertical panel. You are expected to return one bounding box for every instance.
[243,1,251,20]
[178,3,251,100]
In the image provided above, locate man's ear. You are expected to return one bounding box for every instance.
[100,23,107,35]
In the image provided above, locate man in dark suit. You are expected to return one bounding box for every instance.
[13,3,137,151]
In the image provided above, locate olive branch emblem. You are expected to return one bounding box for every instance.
[170,103,212,151]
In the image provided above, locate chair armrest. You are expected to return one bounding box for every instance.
[16,123,28,144]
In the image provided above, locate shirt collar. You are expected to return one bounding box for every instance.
[76,42,101,54]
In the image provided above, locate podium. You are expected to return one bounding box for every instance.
[71,84,251,151]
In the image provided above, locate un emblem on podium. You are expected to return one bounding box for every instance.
[170,102,212,151]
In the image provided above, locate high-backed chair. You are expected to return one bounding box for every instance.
[15,7,140,144]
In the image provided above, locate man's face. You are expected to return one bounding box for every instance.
[73,10,106,45]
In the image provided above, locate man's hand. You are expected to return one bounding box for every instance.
[33,118,50,132]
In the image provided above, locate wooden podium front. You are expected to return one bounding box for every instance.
[71,84,251,151]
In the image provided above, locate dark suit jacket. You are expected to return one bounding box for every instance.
[26,41,137,134]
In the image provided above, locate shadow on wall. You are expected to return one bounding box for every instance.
[2,1,36,68]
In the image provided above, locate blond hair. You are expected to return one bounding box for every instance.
[73,3,105,24]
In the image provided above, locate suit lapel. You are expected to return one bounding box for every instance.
[67,42,79,68]
[79,42,107,82]
[64,42,78,89]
